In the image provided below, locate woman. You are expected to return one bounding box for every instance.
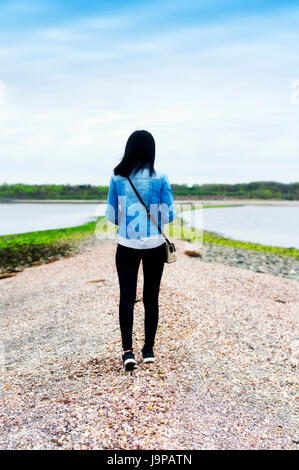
[106,130,175,371]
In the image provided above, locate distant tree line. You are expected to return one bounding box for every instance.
[0,184,108,200]
[0,182,298,200]
[171,182,299,199]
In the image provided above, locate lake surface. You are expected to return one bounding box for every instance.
[0,203,298,249]
[181,205,299,249]
[0,203,106,236]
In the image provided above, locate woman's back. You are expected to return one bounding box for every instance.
[107,130,174,369]
[106,167,175,249]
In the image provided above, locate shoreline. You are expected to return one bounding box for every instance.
[0,213,298,279]
[1,230,298,281]
[198,242,298,280]
[1,198,299,206]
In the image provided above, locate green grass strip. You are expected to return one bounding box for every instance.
[0,213,298,259]
[0,218,102,250]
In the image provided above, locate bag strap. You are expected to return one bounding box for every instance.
[127,176,172,245]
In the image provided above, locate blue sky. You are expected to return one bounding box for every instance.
[0,0,299,185]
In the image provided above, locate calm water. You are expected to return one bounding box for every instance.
[181,205,299,249]
[0,203,298,249]
[0,203,106,236]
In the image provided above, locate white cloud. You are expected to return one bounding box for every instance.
[0,3,299,184]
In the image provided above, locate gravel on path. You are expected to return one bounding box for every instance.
[0,240,298,449]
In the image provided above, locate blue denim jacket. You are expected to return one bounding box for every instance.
[105,167,175,241]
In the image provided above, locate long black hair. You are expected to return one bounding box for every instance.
[114,130,156,177]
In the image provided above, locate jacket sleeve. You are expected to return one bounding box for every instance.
[160,174,175,224]
[105,176,119,225]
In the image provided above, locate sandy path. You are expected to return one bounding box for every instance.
[0,240,298,449]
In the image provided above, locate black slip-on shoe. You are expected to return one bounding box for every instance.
[142,347,155,364]
[122,351,137,371]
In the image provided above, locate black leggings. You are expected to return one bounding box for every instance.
[115,243,165,351]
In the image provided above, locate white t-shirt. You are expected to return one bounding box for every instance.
[116,234,165,249]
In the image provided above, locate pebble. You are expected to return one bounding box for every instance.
[0,239,298,450]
